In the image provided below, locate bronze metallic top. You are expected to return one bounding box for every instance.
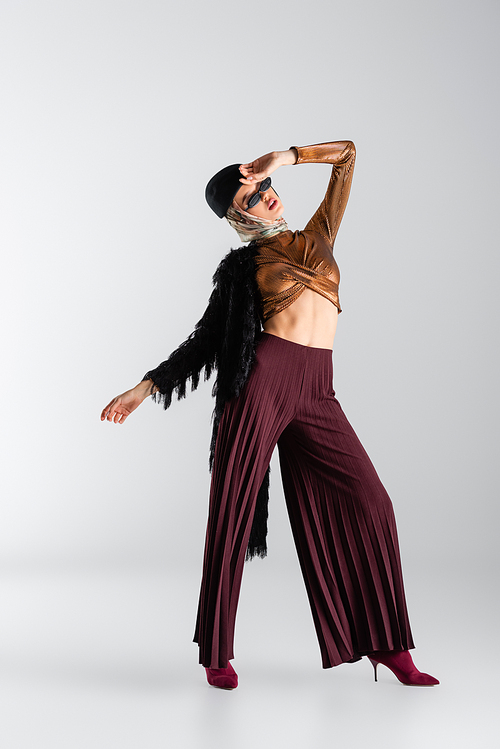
[254,141,356,321]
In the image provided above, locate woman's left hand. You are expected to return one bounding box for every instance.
[239,149,296,184]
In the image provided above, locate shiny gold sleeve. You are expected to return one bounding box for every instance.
[290,141,356,245]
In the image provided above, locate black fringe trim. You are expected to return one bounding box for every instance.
[143,242,270,560]
[246,465,270,561]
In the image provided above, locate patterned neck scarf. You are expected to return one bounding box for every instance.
[225,201,289,243]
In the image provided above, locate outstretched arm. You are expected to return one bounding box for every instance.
[141,283,223,408]
[100,285,223,424]
[100,379,155,424]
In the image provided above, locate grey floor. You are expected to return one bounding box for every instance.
[0,556,497,749]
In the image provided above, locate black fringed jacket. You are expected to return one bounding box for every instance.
[142,242,269,560]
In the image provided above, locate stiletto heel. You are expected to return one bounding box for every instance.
[367,650,439,686]
[368,657,378,682]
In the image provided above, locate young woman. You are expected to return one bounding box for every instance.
[101,140,439,690]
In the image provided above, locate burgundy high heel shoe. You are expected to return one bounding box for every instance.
[367,650,439,686]
[205,662,238,690]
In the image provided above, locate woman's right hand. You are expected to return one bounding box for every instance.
[100,380,153,424]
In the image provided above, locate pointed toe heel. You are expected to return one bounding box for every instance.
[205,662,239,690]
[367,650,439,687]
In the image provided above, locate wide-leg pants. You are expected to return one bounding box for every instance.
[193,333,415,669]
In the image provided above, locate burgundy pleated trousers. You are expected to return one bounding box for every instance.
[193,333,415,669]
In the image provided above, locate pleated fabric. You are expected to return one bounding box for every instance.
[193,333,415,669]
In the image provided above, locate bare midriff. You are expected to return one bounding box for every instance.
[263,288,339,350]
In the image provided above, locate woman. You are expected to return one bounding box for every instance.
[101,140,439,690]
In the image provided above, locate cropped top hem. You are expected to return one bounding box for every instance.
[260,296,342,323]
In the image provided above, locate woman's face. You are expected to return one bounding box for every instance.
[233,181,284,220]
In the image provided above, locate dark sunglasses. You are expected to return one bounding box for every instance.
[246,176,272,210]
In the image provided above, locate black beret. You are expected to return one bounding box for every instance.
[205,163,243,219]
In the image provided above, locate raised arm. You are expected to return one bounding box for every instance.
[292,141,356,245]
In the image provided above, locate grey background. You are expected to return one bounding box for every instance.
[1,0,498,747]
